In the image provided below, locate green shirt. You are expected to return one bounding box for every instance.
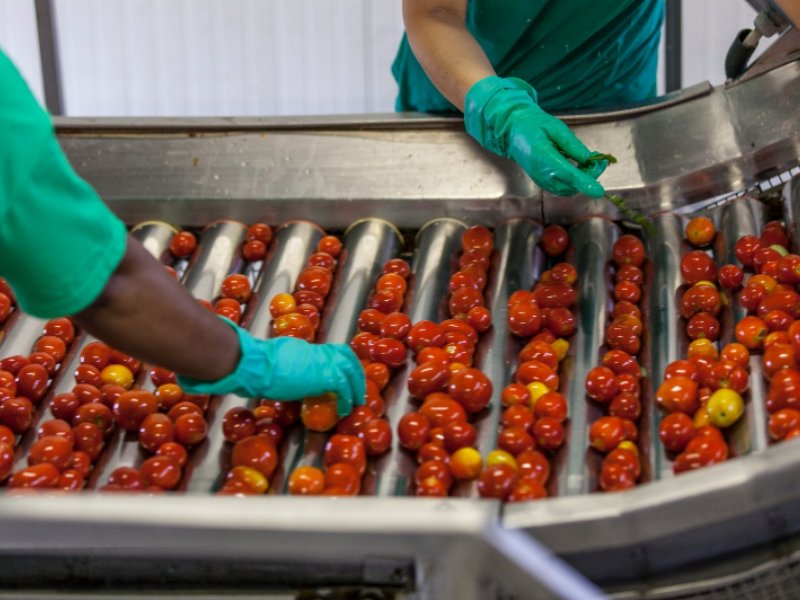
[0,51,127,318]
[393,0,664,113]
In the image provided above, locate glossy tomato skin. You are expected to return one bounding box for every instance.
[169,231,197,258]
[247,223,273,244]
[448,368,492,413]
[407,361,449,399]
[655,376,699,414]
[533,417,565,451]
[231,435,278,478]
[9,463,60,489]
[585,366,619,403]
[612,235,645,267]
[288,466,326,495]
[540,226,569,257]
[324,434,367,476]
[477,464,518,499]
[140,456,182,490]
[659,412,696,453]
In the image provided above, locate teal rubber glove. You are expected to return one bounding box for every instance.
[178,323,365,417]
[464,76,607,198]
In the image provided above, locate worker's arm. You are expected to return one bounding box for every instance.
[401,0,607,197]
[403,0,492,111]
[0,51,364,415]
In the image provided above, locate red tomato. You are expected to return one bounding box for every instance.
[734,316,769,350]
[507,301,542,337]
[477,464,518,499]
[174,413,208,446]
[532,417,565,451]
[768,408,800,440]
[461,225,493,256]
[372,337,407,367]
[612,235,645,267]
[407,361,450,399]
[655,376,699,414]
[317,235,342,258]
[406,321,445,353]
[420,395,468,428]
[0,396,33,433]
[242,239,267,262]
[382,258,411,279]
[534,391,568,422]
[15,364,49,403]
[113,390,158,431]
[140,456,182,490]
[42,318,76,344]
[540,225,569,257]
[686,312,720,341]
[324,462,361,495]
[585,366,618,403]
[360,418,392,455]
[221,274,252,303]
[169,231,197,258]
[9,463,60,489]
[323,434,367,476]
[589,416,626,453]
[448,368,492,413]
[659,412,696,453]
[718,264,743,289]
[516,360,559,390]
[599,462,637,491]
[685,216,715,247]
[288,466,325,495]
[28,435,73,470]
[247,223,272,244]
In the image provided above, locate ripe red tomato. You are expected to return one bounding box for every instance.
[247,223,272,244]
[15,364,49,403]
[407,361,450,399]
[42,318,75,344]
[139,413,175,453]
[501,383,530,407]
[288,466,326,495]
[599,462,637,491]
[735,316,768,350]
[113,390,158,431]
[173,413,208,446]
[461,225,494,256]
[680,250,717,285]
[589,416,626,453]
[655,376,699,414]
[73,422,104,460]
[533,282,576,309]
[507,301,542,337]
[317,235,342,258]
[406,321,446,353]
[273,313,315,340]
[516,360,559,390]
[382,258,411,279]
[718,264,743,289]
[466,306,492,333]
[448,368,492,413]
[685,216,715,247]
[231,434,278,478]
[169,231,197,258]
[686,312,720,341]
[544,307,576,337]
[449,287,484,318]
[28,435,73,470]
[301,395,339,432]
[768,408,800,440]
[534,391,568,422]
[734,235,762,266]
[614,281,641,304]
[612,235,646,267]
[325,462,361,495]
[140,455,182,490]
[585,366,618,403]
[8,463,60,489]
[81,342,112,370]
[498,426,536,455]
[0,396,33,433]
[33,335,66,363]
[323,434,367,475]
[540,225,569,257]
[420,395,468,427]
[609,393,641,421]
[293,290,325,311]
[532,417,565,451]
[372,337,407,367]
[477,464,518,499]
[156,442,188,467]
[659,413,695,453]
[501,405,535,431]
[221,274,252,303]
[361,418,392,455]
[242,239,267,262]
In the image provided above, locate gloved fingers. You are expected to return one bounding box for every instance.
[545,119,593,164]
[333,345,366,416]
[537,145,605,198]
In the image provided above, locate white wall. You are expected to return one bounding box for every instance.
[0,0,771,117]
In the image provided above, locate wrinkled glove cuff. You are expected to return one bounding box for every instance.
[464,76,539,156]
[177,317,271,397]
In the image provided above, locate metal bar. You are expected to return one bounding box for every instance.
[453,219,544,498]
[89,221,246,489]
[665,0,683,92]
[644,213,685,481]
[373,218,467,497]
[716,198,769,456]
[273,219,402,492]
[556,218,618,496]
[182,221,323,493]
[34,0,63,115]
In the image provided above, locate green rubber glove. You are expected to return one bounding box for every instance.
[178,323,365,417]
[464,76,607,198]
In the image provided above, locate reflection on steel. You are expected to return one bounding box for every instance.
[0,315,47,362]
[557,219,618,496]
[784,174,800,246]
[644,214,685,481]
[244,221,324,340]
[716,197,769,456]
[455,219,544,498]
[0,495,603,600]
[373,218,467,497]
[274,220,402,492]
[129,221,177,263]
[183,221,323,493]
[91,222,245,489]
[59,61,800,227]
[181,221,247,301]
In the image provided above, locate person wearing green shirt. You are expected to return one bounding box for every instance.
[0,50,364,417]
[392,0,664,198]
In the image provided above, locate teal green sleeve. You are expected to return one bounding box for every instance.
[0,51,127,318]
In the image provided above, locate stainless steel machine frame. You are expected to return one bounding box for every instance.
[3,35,800,600]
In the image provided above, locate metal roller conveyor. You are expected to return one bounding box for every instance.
[89,221,247,488]
[10,222,177,474]
[372,218,467,497]
[642,213,686,481]
[273,219,402,493]
[555,218,618,496]
[183,221,324,493]
[454,219,544,498]
[716,198,769,456]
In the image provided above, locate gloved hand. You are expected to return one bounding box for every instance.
[464,76,607,198]
[178,322,365,417]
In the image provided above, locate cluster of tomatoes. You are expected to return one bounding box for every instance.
[216,232,344,495]
[0,278,15,328]
[281,256,413,496]
[483,225,574,501]
[656,216,746,473]
[728,220,800,442]
[585,234,647,492]
[395,226,495,497]
[0,317,79,487]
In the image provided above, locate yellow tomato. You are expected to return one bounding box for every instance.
[706,388,744,428]
[551,338,570,362]
[486,449,517,471]
[617,440,639,455]
[693,403,712,428]
[100,364,134,389]
[450,447,483,480]
[526,382,550,409]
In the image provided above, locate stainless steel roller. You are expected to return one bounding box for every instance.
[453,218,544,498]
[370,218,467,497]
[89,220,247,488]
[183,221,324,493]
[716,198,769,456]
[273,218,402,493]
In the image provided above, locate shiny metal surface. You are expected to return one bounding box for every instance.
[716,198,769,456]
[0,496,603,600]
[557,218,619,496]
[783,173,800,245]
[129,221,177,263]
[91,222,245,488]
[644,214,686,480]
[181,221,247,301]
[0,314,47,361]
[58,61,800,228]
[274,219,402,491]
[373,218,467,497]
[456,219,544,498]
[183,221,323,494]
